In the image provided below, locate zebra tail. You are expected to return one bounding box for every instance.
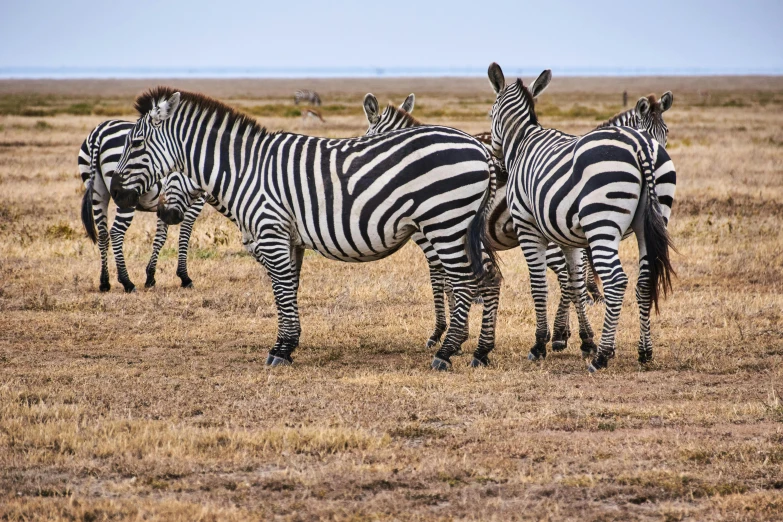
[638,141,676,314]
[81,177,98,244]
[467,156,502,285]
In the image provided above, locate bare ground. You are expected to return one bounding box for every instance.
[0,76,782,521]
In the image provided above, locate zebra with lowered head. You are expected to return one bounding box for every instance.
[79,119,207,292]
[110,86,500,370]
[294,89,322,106]
[487,62,676,372]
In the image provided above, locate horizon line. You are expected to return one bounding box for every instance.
[2,65,783,80]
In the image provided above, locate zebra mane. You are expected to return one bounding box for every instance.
[516,78,539,126]
[134,86,267,138]
[384,103,422,127]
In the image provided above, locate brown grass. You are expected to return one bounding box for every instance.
[0,77,782,520]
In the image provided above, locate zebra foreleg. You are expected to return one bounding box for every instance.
[586,244,628,373]
[562,247,597,358]
[174,196,206,289]
[252,239,301,367]
[546,244,572,352]
[110,208,137,293]
[144,218,168,288]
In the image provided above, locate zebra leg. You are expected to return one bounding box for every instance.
[432,277,476,370]
[561,247,598,358]
[546,243,572,352]
[583,249,605,304]
[635,230,654,364]
[586,243,628,373]
[414,233,448,349]
[91,187,112,292]
[144,218,168,288]
[110,208,137,293]
[250,238,301,367]
[520,236,551,361]
[470,282,500,367]
[174,197,206,289]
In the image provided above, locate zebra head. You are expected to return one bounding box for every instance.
[487,63,552,160]
[635,91,673,147]
[157,172,202,225]
[363,93,418,135]
[112,88,183,209]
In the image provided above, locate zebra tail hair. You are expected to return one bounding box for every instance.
[638,141,676,314]
[467,156,502,286]
[81,177,98,244]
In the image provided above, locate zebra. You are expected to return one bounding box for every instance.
[78,119,207,292]
[487,62,676,372]
[363,92,605,360]
[294,89,322,106]
[598,91,673,147]
[110,86,501,370]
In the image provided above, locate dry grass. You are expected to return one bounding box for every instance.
[1,77,782,520]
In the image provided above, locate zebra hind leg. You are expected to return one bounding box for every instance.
[470,282,500,367]
[432,280,475,371]
[145,218,168,288]
[426,264,448,349]
[561,247,597,359]
[520,238,551,361]
[94,199,111,292]
[586,245,628,373]
[547,244,572,352]
[110,208,137,293]
[635,232,654,365]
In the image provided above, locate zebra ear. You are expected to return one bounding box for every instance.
[363,93,380,124]
[636,96,651,117]
[154,92,181,122]
[529,70,552,99]
[660,91,673,112]
[488,62,505,95]
[401,93,415,113]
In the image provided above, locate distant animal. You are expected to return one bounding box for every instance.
[110,86,501,371]
[294,89,322,106]
[488,62,676,372]
[599,92,673,146]
[78,119,206,292]
[302,107,325,123]
[623,90,628,107]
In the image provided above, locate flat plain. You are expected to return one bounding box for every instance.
[0,75,782,521]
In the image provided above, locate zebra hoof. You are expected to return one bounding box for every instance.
[431,357,451,371]
[265,353,276,366]
[182,282,195,290]
[123,285,137,294]
[469,355,490,368]
[638,350,653,364]
[552,340,567,352]
[587,354,609,373]
[425,336,441,349]
[180,278,194,289]
[144,278,156,288]
[99,283,111,292]
[580,340,598,358]
[269,355,293,367]
[528,342,547,361]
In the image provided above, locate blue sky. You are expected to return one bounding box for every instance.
[1,0,782,74]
